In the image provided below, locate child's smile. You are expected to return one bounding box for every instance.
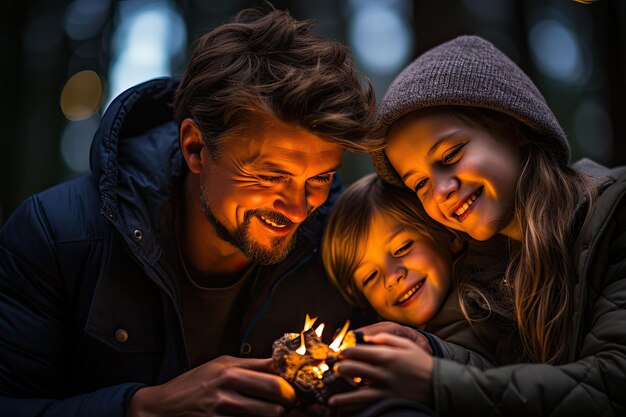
[385,111,523,241]
[353,211,453,327]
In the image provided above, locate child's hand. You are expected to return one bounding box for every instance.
[327,333,434,412]
[357,321,433,355]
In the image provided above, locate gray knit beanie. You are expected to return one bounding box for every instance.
[372,35,570,187]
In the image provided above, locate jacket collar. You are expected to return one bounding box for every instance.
[89,76,338,267]
[89,78,185,264]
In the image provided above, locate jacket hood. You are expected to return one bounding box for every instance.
[90,77,185,263]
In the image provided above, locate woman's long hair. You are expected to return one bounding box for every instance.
[445,107,597,364]
[511,144,596,363]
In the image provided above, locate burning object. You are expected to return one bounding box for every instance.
[272,315,363,405]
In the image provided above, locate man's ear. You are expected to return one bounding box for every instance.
[180,118,205,174]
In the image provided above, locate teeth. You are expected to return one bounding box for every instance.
[397,280,424,304]
[454,191,479,217]
[261,215,286,228]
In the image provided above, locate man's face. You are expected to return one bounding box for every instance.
[200,114,344,265]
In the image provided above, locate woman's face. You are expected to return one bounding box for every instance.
[385,111,523,241]
[353,211,453,327]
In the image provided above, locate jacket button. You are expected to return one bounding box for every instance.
[115,329,129,343]
[132,229,143,241]
[240,343,252,355]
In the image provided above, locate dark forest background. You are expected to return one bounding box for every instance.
[1,0,624,224]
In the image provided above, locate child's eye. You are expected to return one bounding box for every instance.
[443,143,466,164]
[362,270,378,287]
[414,178,428,192]
[393,240,414,257]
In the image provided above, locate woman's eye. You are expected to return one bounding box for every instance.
[393,240,413,257]
[443,143,466,164]
[362,270,378,287]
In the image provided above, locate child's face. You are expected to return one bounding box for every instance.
[354,211,453,327]
[385,111,523,241]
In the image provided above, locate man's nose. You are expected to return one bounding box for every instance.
[432,175,459,204]
[383,265,407,289]
[273,181,309,223]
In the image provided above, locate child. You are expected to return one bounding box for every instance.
[322,172,515,367]
[331,35,626,416]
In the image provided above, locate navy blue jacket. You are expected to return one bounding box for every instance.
[0,78,369,417]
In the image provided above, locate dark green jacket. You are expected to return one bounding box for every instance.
[422,232,520,370]
[431,159,626,416]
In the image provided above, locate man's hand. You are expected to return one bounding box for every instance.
[126,355,296,417]
[357,321,433,355]
[328,333,434,413]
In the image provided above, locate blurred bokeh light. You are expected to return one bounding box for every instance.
[528,18,588,84]
[60,115,100,173]
[348,0,412,74]
[2,0,625,224]
[107,0,186,108]
[60,70,103,121]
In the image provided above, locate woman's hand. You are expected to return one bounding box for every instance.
[357,321,433,355]
[328,333,434,413]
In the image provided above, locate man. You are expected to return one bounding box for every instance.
[0,8,378,416]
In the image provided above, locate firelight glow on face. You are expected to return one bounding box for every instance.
[199,114,344,264]
[353,211,453,327]
[385,111,523,242]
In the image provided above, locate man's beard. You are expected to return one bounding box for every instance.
[199,185,299,265]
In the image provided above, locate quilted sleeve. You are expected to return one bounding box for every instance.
[431,191,626,416]
[423,332,495,370]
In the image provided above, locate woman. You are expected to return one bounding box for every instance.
[329,35,626,416]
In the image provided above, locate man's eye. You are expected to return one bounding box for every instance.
[393,240,413,257]
[362,270,377,287]
[310,174,333,184]
[259,175,282,183]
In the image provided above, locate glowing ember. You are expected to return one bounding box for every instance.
[329,320,350,351]
[272,315,362,405]
[303,314,317,332]
[314,323,325,338]
[296,332,306,355]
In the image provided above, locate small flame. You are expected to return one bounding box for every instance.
[353,377,362,384]
[314,323,325,338]
[303,314,317,332]
[329,320,350,351]
[296,332,306,355]
[319,363,329,372]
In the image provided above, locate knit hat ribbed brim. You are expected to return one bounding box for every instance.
[372,35,570,187]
